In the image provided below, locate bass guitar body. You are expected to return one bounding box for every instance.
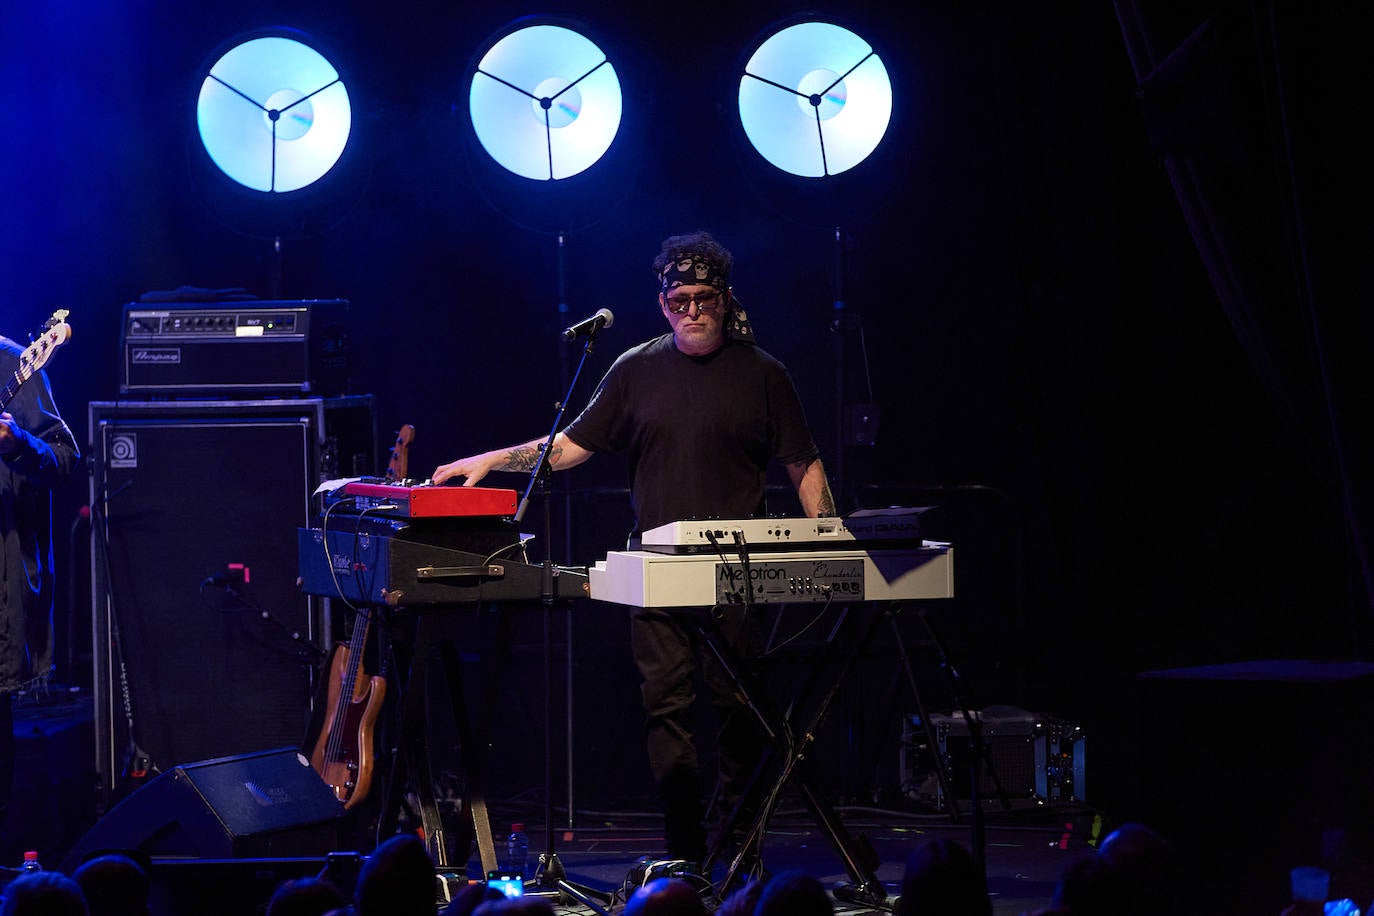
[311,635,387,808]
[310,422,412,808]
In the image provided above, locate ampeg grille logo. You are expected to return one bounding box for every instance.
[243,779,289,807]
[109,433,137,469]
[130,347,181,364]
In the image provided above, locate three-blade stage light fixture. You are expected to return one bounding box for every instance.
[738,21,892,178]
[469,24,622,181]
[197,34,352,192]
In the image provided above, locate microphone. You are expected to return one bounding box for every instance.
[562,308,614,342]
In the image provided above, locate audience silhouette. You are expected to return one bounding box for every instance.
[896,838,992,916]
[713,878,764,916]
[623,877,706,916]
[1096,822,1183,914]
[1048,854,1123,915]
[0,871,89,916]
[753,870,833,916]
[1022,821,1194,916]
[353,834,436,916]
[71,854,149,916]
[266,876,349,916]
[441,882,505,916]
[471,897,555,916]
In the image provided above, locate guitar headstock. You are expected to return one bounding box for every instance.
[386,424,415,481]
[19,309,72,376]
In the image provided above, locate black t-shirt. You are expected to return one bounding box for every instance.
[563,334,819,534]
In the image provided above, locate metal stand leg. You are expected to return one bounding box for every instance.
[381,612,497,873]
[886,606,962,821]
[699,603,891,909]
[393,614,450,865]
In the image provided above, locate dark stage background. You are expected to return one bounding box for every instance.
[3,0,1368,851]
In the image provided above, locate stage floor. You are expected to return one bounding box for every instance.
[3,684,1096,910]
[34,681,1374,914]
[19,668,1374,913]
[2,683,1086,913]
[475,813,1088,915]
[125,813,1085,916]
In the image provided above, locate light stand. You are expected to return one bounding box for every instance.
[465,25,629,830]
[515,323,610,915]
[191,30,361,295]
[830,226,880,512]
[913,607,1008,880]
[831,226,850,506]
[735,19,892,504]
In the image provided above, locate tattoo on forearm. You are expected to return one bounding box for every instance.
[791,458,838,517]
[505,445,540,472]
[504,443,563,472]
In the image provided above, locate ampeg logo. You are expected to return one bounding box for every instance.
[131,347,181,364]
[243,779,289,807]
[109,433,138,469]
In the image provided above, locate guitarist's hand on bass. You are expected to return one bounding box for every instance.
[0,412,23,454]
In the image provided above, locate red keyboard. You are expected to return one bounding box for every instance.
[337,482,517,518]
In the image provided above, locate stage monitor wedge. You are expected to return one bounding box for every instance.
[59,747,344,872]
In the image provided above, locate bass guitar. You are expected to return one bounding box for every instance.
[2,309,71,412]
[309,425,412,807]
[386,424,415,481]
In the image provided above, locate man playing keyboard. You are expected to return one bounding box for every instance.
[433,230,835,872]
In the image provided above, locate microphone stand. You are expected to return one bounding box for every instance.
[915,607,1004,881]
[516,324,610,915]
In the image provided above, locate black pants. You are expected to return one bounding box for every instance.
[631,604,762,862]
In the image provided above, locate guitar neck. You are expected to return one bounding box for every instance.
[1,374,24,413]
[338,610,370,692]
[2,359,45,414]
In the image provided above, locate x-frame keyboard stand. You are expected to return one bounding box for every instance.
[699,600,904,910]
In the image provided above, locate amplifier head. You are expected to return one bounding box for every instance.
[119,299,349,397]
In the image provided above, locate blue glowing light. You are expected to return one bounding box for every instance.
[197,36,351,192]
[739,22,892,178]
[470,25,621,181]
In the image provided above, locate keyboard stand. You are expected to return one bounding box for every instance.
[699,602,892,908]
[381,610,498,875]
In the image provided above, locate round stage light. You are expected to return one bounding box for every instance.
[469,24,622,181]
[197,35,352,193]
[739,21,892,178]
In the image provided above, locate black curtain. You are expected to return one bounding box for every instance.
[1113,1,1374,653]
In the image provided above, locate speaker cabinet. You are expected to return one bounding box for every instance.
[89,400,330,801]
[59,747,345,871]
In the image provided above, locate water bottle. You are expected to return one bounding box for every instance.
[506,823,529,878]
[20,850,42,873]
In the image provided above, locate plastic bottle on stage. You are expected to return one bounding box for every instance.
[20,850,42,873]
[506,823,529,878]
